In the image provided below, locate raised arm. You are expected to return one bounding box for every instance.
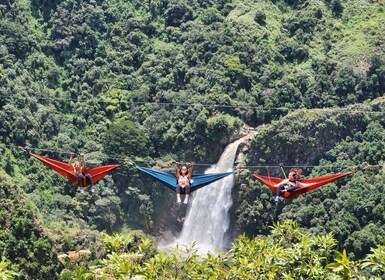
[186,162,193,180]
[69,152,74,166]
[79,153,86,171]
[175,162,180,178]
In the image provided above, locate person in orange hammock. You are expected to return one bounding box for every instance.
[275,168,305,203]
[69,152,94,193]
[175,162,192,204]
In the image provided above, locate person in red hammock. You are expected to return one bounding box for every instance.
[275,168,306,202]
[69,152,94,193]
[175,162,192,204]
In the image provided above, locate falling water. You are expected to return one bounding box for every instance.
[176,137,246,253]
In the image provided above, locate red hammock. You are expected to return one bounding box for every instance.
[30,152,121,187]
[253,171,355,199]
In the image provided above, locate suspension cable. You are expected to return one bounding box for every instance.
[1,94,385,115]
[1,143,381,171]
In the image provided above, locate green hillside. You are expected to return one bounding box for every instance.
[1,0,385,278]
[0,171,59,278]
[235,97,385,259]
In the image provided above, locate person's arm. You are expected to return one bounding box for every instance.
[80,153,86,171]
[186,162,193,180]
[297,181,306,188]
[175,162,180,178]
[275,179,289,188]
[69,152,74,166]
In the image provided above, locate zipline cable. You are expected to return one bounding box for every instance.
[1,97,384,169]
[1,143,382,171]
[1,94,385,115]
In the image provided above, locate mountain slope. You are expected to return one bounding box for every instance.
[0,171,60,279]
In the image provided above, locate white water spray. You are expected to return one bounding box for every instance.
[176,137,246,253]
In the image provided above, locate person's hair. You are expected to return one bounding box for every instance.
[179,164,189,175]
[289,168,302,180]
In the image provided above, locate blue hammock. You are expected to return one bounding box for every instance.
[137,166,234,193]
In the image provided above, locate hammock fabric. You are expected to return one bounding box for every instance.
[30,152,120,187]
[137,166,234,194]
[253,171,355,199]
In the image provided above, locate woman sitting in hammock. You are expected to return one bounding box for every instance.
[69,152,94,193]
[275,168,306,202]
[175,162,192,204]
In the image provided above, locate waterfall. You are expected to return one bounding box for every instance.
[176,137,246,253]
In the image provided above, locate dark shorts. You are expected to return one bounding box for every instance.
[77,173,93,187]
[176,184,190,194]
[277,184,298,195]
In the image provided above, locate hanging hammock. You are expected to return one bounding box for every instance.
[253,171,355,199]
[29,152,120,187]
[137,166,234,194]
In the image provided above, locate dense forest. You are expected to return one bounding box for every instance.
[1,0,385,278]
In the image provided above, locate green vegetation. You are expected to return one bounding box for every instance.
[1,0,385,278]
[0,171,59,278]
[236,98,385,259]
[56,221,385,279]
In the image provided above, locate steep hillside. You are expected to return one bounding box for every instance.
[0,171,60,279]
[234,96,385,259]
[0,0,385,275]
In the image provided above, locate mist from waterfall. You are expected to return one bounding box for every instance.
[176,137,245,253]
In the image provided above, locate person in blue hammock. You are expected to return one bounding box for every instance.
[175,162,193,204]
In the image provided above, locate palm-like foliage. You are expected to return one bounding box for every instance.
[56,220,385,279]
[361,243,385,276]
[99,252,142,278]
[60,266,93,280]
[228,220,338,279]
[326,249,363,280]
[101,232,135,254]
[0,260,19,280]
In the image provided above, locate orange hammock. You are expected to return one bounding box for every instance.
[29,152,120,187]
[253,171,355,199]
